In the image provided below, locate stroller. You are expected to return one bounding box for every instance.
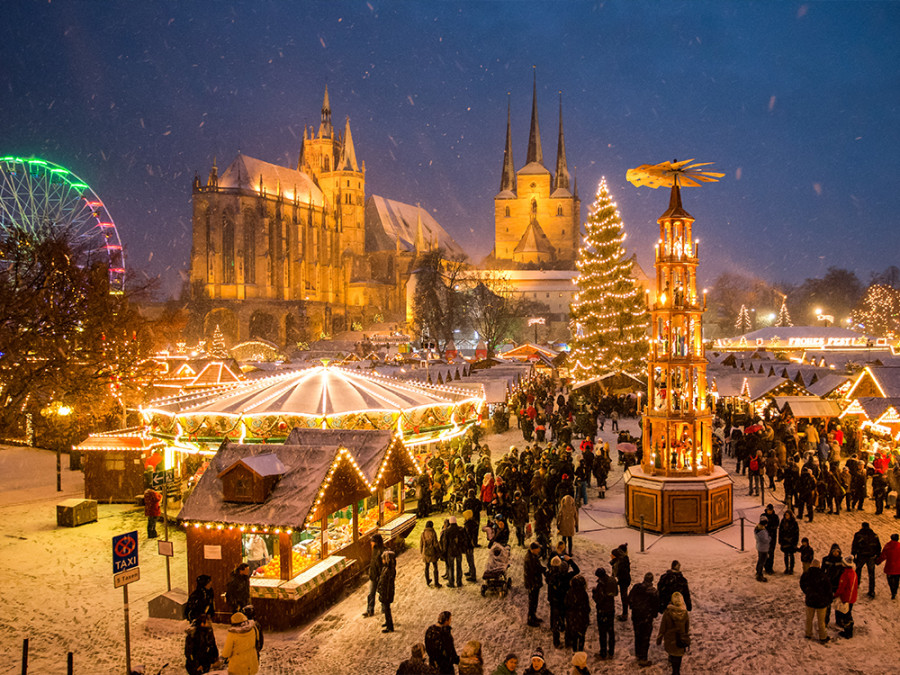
[480,543,512,598]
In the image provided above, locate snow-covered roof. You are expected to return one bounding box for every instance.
[773,396,842,419]
[179,430,394,528]
[806,373,852,397]
[365,195,465,257]
[218,154,324,207]
[219,453,286,478]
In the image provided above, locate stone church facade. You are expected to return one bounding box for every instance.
[189,88,462,346]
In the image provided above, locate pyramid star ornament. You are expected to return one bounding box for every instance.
[626,159,724,189]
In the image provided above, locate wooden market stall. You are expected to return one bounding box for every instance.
[177,428,420,629]
[74,429,167,503]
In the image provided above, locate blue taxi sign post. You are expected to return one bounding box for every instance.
[113,531,139,674]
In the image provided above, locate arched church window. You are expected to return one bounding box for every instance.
[505,206,510,217]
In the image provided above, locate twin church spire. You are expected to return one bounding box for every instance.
[499,71,573,197]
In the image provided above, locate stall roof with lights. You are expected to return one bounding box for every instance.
[178,429,407,529]
[773,396,842,419]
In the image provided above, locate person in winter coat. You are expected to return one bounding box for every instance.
[241,605,264,659]
[796,468,817,522]
[762,504,779,574]
[481,473,496,515]
[397,643,436,675]
[184,613,219,675]
[779,510,800,574]
[556,494,578,556]
[628,572,659,667]
[490,654,519,675]
[425,611,459,675]
[143,487,161,538]
[611,544,632,621]
[657,561,692,613]
[524,542,546,626]
[511,492,530,547]
[379,550,397,632]
[441,516,466,587]
[565,574,591,652]
[421,521,443,588]
[754,517,771,582]
[656,591,690,675]
[364,534,385,618]
[834,556,858,638]
[184,575,215,623]
[534,500,554,560]
[570,651,590,675]
[851,522,882,598]
[592,566,618,660]
[799,538,815,575]
[458,640,484,675]
[225,563,251,613]
[522,648,554,675]
[463,510,479,581]
[821,543,844,626]
[799,559,831,643]
[221,612,260,675]
[548,555,581,647]
[876,533,900,599]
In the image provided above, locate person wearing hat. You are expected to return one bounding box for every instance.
[522,648,553,675]
[627,572,659,667]
[833,555,858,638]
[570,651,590,675]
[221,612,260,674]
[490,653,519,675]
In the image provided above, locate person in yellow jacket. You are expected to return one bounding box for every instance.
[222,612,260,675]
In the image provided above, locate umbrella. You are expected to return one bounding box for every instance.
[745,423,763,434]
[617,442,638,454]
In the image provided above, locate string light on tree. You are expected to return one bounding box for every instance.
[568,178,649,381]
[735,304,752,333]
[775,297,793,327]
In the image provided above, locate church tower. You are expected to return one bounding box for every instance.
[493,75,580,267]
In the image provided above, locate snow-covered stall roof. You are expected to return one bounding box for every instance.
[773,396,842,419]
[178,430,395,528]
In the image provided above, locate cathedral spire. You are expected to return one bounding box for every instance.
[414,203,429,252]
[526,68,543,166]
[499,94,516,193]
[554,91,570,192]
[319,85,333,138]
[207,156,218,189]
[297,127,307,171]
[339,116,359,171]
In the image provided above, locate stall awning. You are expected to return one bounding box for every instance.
[774,396,842,418]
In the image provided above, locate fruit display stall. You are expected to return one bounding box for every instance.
[177,428,420,629]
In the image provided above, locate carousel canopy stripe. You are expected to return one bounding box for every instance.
[150,365,475,418]
[178,430,394,528]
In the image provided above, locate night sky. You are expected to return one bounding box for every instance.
[2,1,898,299]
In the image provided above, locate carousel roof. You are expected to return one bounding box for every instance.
[151,364,475,418]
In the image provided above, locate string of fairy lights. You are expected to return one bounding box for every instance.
[569,178,649,381]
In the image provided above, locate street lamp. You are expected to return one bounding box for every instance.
[815,308,834,327]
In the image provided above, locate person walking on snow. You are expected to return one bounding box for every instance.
[876,533,900,599]
[379,550,397,633]
[420,520,443,588]
[627,572,659,667]
[656,591,690,675]
[834,556,858,639]
[754,516,771,582]
[800,559,831,643]
[851,522,881,598]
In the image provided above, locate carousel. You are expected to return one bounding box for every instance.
[143,363,485,457]
[623,160,733,534]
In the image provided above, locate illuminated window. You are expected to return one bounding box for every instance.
[505,206,510,217]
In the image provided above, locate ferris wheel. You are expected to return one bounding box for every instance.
[0,155,126,293]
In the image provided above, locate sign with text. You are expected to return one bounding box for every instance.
[114,566,140,588]
[150,469,174,489]
[113,530,139,574]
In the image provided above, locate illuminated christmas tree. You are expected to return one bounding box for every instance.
[851,284,900,337]
[209,324,229,359]
[569,178,649,380]
[775,298,793,327]
[735,304,752,333]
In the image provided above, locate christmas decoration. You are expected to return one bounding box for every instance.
[209,324,229,359]
[735,304,752,333]
[568,178,649,381]
[851,284,900,337]
[775,297,793,327]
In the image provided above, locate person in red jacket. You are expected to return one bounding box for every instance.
[834,556,858,638]
[876,533,900,600]
[144,487,162,538]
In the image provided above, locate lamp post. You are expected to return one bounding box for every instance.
[54,404,73,492]
[528,317,546,345]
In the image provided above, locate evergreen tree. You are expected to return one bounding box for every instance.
[735,304,752,333]
[775,298,793,327]
[568,178,649,380]
[209,324,229,359]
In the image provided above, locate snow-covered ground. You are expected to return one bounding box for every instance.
[3,422,900,674]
